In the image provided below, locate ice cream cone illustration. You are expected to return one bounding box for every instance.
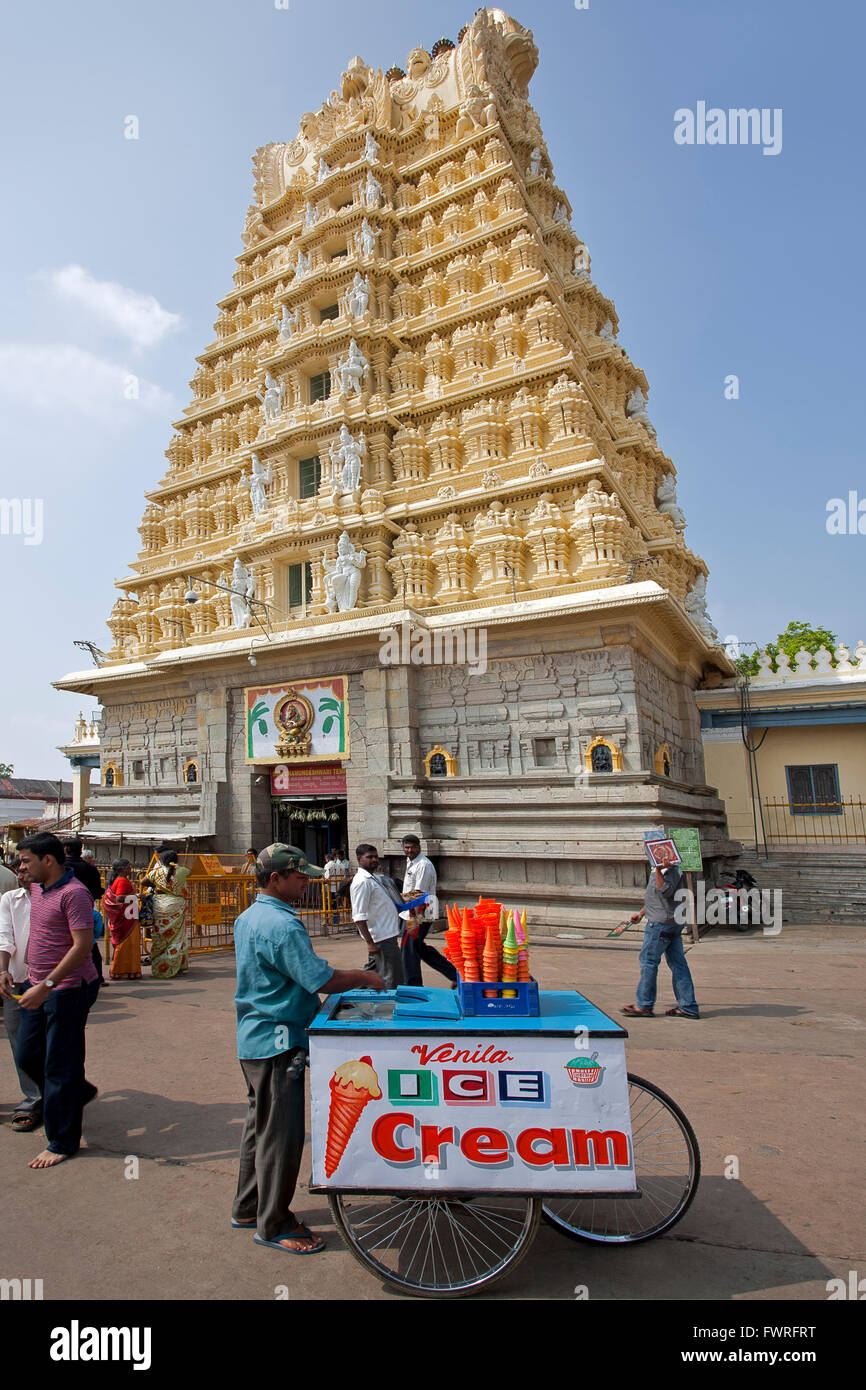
[324,1056,382,1177]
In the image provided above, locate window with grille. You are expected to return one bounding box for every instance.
[786,764,841,814]
[288,562,313,611]
[309,371,330,403]
[533,737,557,768]
[298,456,321,498]
[319,303,339,322]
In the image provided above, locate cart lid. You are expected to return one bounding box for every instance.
[309,987,627,1037]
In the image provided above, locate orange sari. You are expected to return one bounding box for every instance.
[105,876,142,979]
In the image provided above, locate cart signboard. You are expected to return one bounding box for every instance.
[668,827,703,873]
[310,994,635,1195]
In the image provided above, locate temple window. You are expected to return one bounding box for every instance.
[309,371,331,403]
[533,737,557,768]
[299,455,321,497]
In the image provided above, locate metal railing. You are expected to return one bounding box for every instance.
[762,797,866,845]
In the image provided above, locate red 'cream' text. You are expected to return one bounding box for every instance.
[410,1043,513,1066]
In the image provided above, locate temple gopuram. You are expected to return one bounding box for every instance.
[56,8,735,929]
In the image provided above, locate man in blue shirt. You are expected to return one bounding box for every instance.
[232,843,384,1253]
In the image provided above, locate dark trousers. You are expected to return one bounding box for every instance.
[401,922,458,987]
[16,978,99,1155]
[232,1053,306,1242]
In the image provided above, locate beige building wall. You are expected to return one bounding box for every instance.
[703,723,866,845]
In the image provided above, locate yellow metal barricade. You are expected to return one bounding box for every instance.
[124,855,354,954]
[177,853,257,953]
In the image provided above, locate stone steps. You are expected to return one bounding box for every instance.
[731,850,866,924]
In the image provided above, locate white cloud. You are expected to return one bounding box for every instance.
[38,264,181,350]
[0,343,173,424]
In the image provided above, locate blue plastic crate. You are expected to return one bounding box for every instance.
[457,979,540,1018]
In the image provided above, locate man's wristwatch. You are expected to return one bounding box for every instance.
[43,978,56,990]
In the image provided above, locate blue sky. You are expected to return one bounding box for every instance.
[1,0,862,778]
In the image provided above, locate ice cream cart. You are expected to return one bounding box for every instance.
[309,983,700,1297]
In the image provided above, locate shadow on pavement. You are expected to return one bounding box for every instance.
[298,1177,834,1301]
[82,1089,246,1163]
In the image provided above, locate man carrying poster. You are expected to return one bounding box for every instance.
[622,845,700,1019]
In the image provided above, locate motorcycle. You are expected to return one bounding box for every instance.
[718,868,758,931]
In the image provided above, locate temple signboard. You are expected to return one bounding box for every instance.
[245,676,348,764]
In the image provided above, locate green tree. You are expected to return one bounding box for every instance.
[736,620,838,677]
[0,762,13,776]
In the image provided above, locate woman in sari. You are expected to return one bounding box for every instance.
[147,850,191,979]
[104,858,142,980]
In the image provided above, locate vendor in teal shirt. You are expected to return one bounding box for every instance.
[231,843,384,1254]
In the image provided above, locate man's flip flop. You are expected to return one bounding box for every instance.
[253,1227,325,1254]
[230,1217,257,1228]
[621,1005,654,1017]
[666,1008,700,1018]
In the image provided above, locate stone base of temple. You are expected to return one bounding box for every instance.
[63,588,734,917]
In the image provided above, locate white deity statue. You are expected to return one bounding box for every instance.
[323,531,366,613]
[573,245,591,277]
[656,472,686,529]
[365,130,380,163]
[241,453,272,518]
[303,200,318,230]
[294,248,310,281]
[257,371,284,424]
[316,157,331,183]
[276,305,298,342]
[626,387,655,434]
[684,574,718,643]
[229,558,255,629]
[329,424,366,493]
[333,338,369,395]
[553,202,569,224]
[357,217,380,258]
[363,169,382,207]
[599,318,616,342]
[529,146,542,176]
[346,270,370,318]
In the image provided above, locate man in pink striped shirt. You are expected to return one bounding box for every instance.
[15,832,99,1169]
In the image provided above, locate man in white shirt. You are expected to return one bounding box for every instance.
[0,859,43,1130]
[400,835,457,988]
[350,844,405,989]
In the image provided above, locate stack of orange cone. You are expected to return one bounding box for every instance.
[460,908,479,981]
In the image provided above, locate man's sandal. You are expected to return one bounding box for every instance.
[11,1115,42,1132]
[621,1004,654,1017]
[665,1007,700,1018]
[253,1225,325,1254]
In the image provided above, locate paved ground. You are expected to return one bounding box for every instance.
[3,923,864,1301]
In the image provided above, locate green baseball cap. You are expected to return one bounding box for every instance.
[256,843,324,878]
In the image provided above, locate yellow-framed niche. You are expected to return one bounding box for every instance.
[654,743,672,777]
[424,746,457,777]
[102,762,122,788]
[183,759,200,784]
[584,737,623,773]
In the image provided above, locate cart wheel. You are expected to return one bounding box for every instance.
[542,1073,700,1245]
[329,1192,541,1298]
